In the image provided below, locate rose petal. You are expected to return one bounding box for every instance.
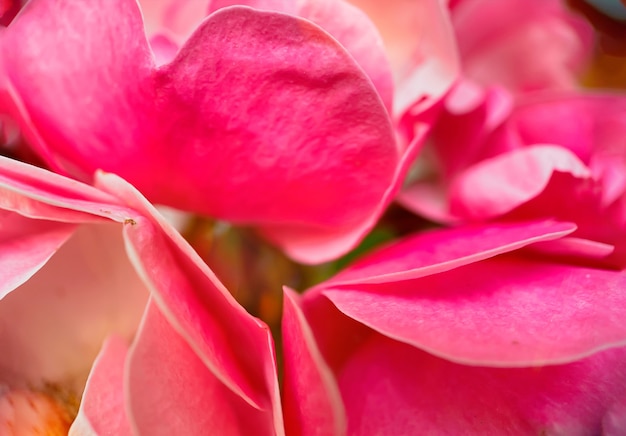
[96,172,282,420]
[324,253,626,366]
[68,336,133,436]
[3,3,400,263]
[0,223,148,392]
[207,0,394,113]
[127,301,279,436]
[449,145,591,219]
[339,334,626,434]
[0,211,75,299]
[321,219,576,286]
[140,0,210,43]
[1,0,155,180]
[282,288,345,435]
[348,0,460,117]
[150,7,398,229]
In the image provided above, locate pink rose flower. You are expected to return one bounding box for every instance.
[0,0,435,263]
[0,156,281,434]
[401,92,626,267]
[293,220,626,434]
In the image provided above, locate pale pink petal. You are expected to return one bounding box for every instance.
[282,288,345,435]
[452,0,593,93]
[96,172,282,425]
[396,181,459,224]
[69,336,133,436]
[149,33,179,67]
[324,254,626,366]
[320,219,575,286]
[0,211,75,299]
[207,0,296,15]
[449,145,591,219]
[348,0,460,117]
[0,223,149,393]
[0,156,127,221]
[140,0,210,43]
[338,334,626,434]
[127,301,279,436]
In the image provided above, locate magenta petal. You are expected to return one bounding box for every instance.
[324,254,626,366]
[207,0,394,113]
[151,7,397,228]
[282,288,345,435]
[1,0,155,179]
[339,334,626,434]
[603,393,626,436]
[322,219,576,286]
[69,336,132,436]
[127,302,279,436]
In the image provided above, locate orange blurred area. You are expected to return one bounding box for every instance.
[0,389,75,436]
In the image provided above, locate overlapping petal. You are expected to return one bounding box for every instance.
[337,334,626,434]
[1,0,402,263]
[281,288,345,436]
[346,0,460,118]
[402,92,626,267]
[298,220,626,433]
[0,156,284,434]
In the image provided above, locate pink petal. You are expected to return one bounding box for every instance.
[260,124,424,263]
[338,334,626,434]
[0,223,149,392]
[281,288,345,435]
[207,0,394,114]
[69,336,133,436]
[347,0,460,117]
[140,0,210,43]
[324,253,626,366]
[452,0,593,94]
[297,0,394,115]
[321,219,576,286]
[1,0,155,180]
[127,301,279,436]
[0,211,76,299]
[96,172,282,423]
[0,156,127,221]
[150,7,398,229]
[3,3,400,263]
[603,392,626,436]
[449,145,591,219]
